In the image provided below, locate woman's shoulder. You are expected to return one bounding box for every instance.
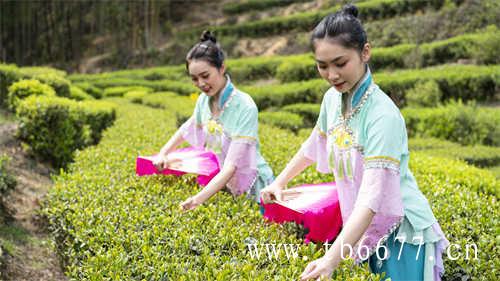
[232,88,258,112]
[366,85,402,120]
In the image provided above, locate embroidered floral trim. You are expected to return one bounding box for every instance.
[364,156,400,172]
[231,135,257,141]
[354,216,405,264]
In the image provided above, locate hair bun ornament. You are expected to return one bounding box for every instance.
[342,4,358,18]
[200,30,217,43]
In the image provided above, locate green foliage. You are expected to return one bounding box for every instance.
[409,137,500,168]
[184,0,445,39]
[69,86,95,101]
[242,79,329,110]
[0,63,22,107]
[29,73,71,98]
[402,101,500,146]
[7,79,56,111]
[43,100,499,279]
[405,80,442,107]
[0,154,16,194]
[73,82,103,99]
[141,92,196,126]
[259,111,304,132]
[16,96,116,168]
[124,90,148,104]
[375,64,500,106]
[281,103,320,128]
[103,86,153,98]
[222,0,311,15]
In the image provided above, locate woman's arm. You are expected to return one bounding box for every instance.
[300,206,375,280]
[153,129,186,171]
[260,149,314,203]
[180,163,236,211]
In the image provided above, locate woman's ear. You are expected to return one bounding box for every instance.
[219,63,226,76]
[361,43,371,63]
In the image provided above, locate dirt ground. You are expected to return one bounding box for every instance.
[0,112,67,281]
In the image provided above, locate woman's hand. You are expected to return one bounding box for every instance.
[260,181,285,204]
[152,154,181,172]
[299,256,337,281]
[180,196,202,212]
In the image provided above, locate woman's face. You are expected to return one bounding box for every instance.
[188,59,226,97]
[314,39,370,93]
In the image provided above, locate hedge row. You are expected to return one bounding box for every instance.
[181,0,448,39]
[244,64,500,110]
[276,27,500,82]
[0,63,91,107]
[402,101,500,146]
[409,138,500,168]
[281,101,500,147]
[259,111,304,132]
[16,96,116,168]
[83,78,197,96]
[140,91,197,126]
[43,99,498,279]
[222,0,311,15]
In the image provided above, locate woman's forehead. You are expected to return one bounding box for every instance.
[314,39,353,62]
[188,60,213,76]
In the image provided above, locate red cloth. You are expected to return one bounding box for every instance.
[262,182,342,243]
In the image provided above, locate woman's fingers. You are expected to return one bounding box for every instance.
[299,261,318,280]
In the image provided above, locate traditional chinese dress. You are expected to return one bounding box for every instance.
[179,76,274,202]
[300,68,449,280]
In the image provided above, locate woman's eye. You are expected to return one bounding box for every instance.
[336,61,347,68]
[201,75,209,79]
[317,64,327,69]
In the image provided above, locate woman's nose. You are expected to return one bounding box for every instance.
[328,69,340,81]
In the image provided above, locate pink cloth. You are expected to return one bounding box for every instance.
[432,222,449,281]
[225,138,258,195]
[261,182,343,243]
[178,117,259,195]
[135,147,220,186]
[300,128,330,174]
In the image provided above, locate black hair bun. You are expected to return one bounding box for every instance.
[200,30,217,43]
[342,4,358,18]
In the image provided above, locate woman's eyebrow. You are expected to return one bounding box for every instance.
[190,71,209,76]
[315,56,344,64]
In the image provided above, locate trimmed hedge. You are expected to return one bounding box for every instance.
[402,101,500,146]
[7,79,56,111]
[276,28,500,82]
[242,79,329,110]
[16,96,116,168]
[73,82,103,99]
[249,64,500,109]
[43,99,499,279]
[141,91,196,126]
[409,137,500,168]
[103,86,153,98]
[222,0,311,15]
[182,0,446,39]
[281,103,320,128]
[124,90,148,104]
[0,64,21,107]
[259,111,304,132]
[69,86,95,101]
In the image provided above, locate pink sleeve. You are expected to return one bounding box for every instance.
[178,117,205,148]
[355,159,404,217]
[300,128,330,174]
[224,138,258,196]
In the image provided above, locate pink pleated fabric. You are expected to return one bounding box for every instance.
[178,117,260,195]
[135,147,220,186]
[262,182,343,243]
[224,138,258,196]
[299,128,330,173]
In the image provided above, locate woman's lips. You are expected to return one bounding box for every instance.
[334,82,345,88]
